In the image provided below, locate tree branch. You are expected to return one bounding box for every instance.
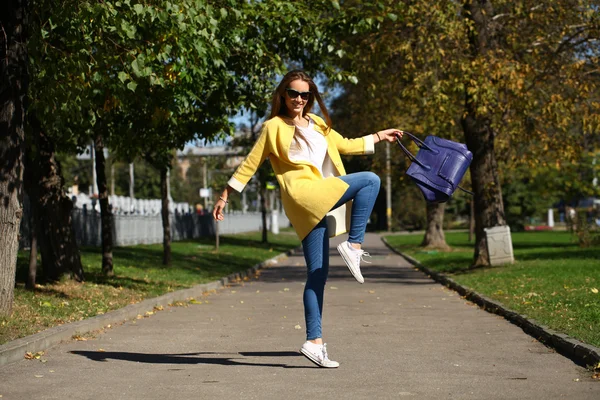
[0,21,8,67]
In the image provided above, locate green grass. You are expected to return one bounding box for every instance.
[385,231,600,348]
[1,231,300,345]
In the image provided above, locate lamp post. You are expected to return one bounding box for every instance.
[386,142,392,232]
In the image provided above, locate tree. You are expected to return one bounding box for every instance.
[421,203,450,250]
[25,116,84,282]
[0,0,29,314]
[159,166,171,266]
[330,0,600,265]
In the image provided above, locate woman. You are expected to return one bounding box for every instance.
[213,70,402,368]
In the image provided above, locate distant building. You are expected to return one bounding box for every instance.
[176,145,244,179]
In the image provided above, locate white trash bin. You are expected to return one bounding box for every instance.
[270,212,279,234]
[484,225,514,266]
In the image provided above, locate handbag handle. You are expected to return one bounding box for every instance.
[395,131,437,171]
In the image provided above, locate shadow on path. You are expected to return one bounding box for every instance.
[70,350,313,369]
[259,264,437,286]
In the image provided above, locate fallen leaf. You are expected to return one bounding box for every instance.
[256,290,260,293]
[154,306,164,311]
[283,288,290,292]
[369,290,375,294]
[294,325,302,330]
[34,375,44,378]
[145,311,154,316]
[72,335,87,341]
[189,299,203,304]
[591,288,598,294]
[98,349,105,352]
[25,351,44,360]
[330,286,338,290]
[359,300,364,303]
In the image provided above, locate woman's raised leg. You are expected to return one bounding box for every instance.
[331,171,381,283]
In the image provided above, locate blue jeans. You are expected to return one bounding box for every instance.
[302,172,381,340]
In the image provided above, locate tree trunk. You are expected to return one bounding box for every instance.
[468,198,475,242]
[27,116,84,282]
[94,135,113,276]
[160,167,171,266]
[421,202,450,250]
[0,0,28,314]
[461,0,506,267]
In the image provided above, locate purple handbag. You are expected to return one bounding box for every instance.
[397,132,473,203]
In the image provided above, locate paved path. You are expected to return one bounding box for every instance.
[1,233,598,399]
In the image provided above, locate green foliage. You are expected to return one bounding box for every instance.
[328,1,599,235]
[572,210,600,248]
[28,0,363,169]
[501,151,600,230]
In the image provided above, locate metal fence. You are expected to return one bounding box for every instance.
[19,206,290,248]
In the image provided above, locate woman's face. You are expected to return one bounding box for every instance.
[284,79,310,118]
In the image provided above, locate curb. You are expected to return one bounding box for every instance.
[381,236,600,369]
[0,246,301,367]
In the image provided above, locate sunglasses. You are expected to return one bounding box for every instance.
[286,88,311,100]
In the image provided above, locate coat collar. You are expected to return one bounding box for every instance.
[274,114,330,135]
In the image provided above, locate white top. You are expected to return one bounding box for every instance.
[288,117,329,177]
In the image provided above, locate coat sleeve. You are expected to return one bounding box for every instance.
[330,128,375,155]
[227,124,271,192]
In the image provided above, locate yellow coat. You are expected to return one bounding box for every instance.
[227,113,375,240]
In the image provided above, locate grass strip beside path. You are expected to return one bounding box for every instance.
[384,231,600,348]
[1,231,300,345]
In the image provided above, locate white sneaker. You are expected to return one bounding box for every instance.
[300,341,339,368]
[337,241,371,284]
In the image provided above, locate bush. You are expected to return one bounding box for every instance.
[571,210,600,247]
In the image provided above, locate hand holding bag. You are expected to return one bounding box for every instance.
[397,132,473,203]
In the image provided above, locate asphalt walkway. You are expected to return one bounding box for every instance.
[1,233,598,399]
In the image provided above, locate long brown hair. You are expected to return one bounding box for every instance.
[268,70,332,134]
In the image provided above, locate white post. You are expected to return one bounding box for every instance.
[271,212,279,234]
[91,141,98,196]
[548,208,555,228]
